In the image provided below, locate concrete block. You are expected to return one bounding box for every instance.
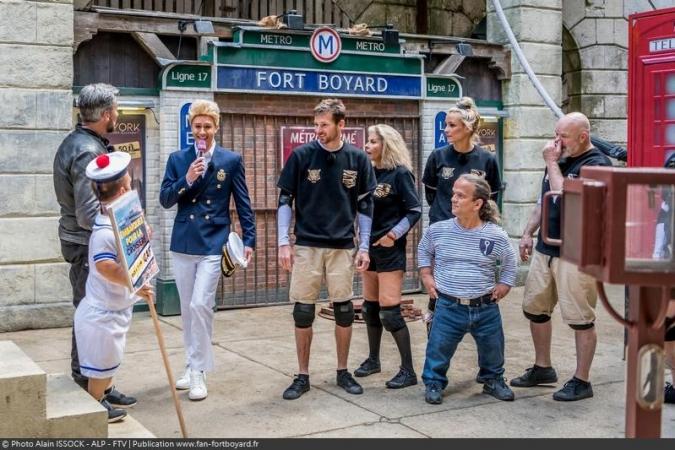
[614,17,628,47]
[0,264,34,306]
[0,130,68,174]
[623,0,654,18]
[487,6,561,44]
[46,374,107,438]
[0,174,58,216]
[596,18,615,45]
[503,107,559,139]
[0,340,48,437]
[512,42,562,76]
[0,302,74,332]
[108,414,156,438]
[35,262,71,304]
[503,139,548,171]
[502,170,544,203]
[570,19,596,48]
[562,0,586,28]
[0,0,36,43]
[0,217,61,264]
[581,70,627,94]
[462,0,485,22]
[37,90,73,130]
[590,118,627,143]
[487,0,561,11]
[578,94,627,119]
[36,2,73,46]
[502,202,536,237]
[451,11,474,37]
[503,74,562,107]
[0,88,37,128]
[579,45,627,70]
[0,44,72,89]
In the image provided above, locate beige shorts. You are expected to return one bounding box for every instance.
[523,250,597,325]
[289,245,355,304]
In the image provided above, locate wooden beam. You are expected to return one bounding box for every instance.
[132,31,176,66]
[74,10,237,50]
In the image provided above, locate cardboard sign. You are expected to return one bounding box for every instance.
[107,190,159,293]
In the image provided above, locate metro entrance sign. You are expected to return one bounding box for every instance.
[280,126,365,167]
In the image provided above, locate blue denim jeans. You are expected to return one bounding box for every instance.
[422,295,505,389]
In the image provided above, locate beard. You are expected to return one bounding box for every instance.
[106,119,116,133]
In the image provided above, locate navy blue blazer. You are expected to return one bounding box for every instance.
[160,145,256,255]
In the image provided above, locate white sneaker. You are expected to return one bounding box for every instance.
[188,370,207,401]
[175,366,190,390]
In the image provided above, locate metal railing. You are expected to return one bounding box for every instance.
[91,0,353,27]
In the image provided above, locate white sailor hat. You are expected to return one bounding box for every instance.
[221,232,247,277]
[85,152,131,183]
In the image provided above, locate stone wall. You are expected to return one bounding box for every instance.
[0,0,74,331]
[338,0,485,36]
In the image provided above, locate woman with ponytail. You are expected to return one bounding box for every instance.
[421,97,503,334]
[418,174,517,405]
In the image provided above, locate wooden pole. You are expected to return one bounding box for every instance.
[147,296,188,438]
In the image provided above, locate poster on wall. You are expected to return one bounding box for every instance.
[107,114,146,207]
[280,126,365,167]
[107,190,159,293]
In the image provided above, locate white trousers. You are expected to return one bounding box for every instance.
[171,252,221,372]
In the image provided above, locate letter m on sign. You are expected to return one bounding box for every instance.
[319,35,334,54]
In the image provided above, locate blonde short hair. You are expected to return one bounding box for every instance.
[188,100,220,127]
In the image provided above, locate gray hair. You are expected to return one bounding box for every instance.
[77,83,119,123]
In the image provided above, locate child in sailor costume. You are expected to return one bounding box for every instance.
[74,151,154,423]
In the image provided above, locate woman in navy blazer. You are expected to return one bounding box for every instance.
[160,100,255,401]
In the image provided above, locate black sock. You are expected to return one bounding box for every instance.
[391,326,414,372]
[337,369,347,376]
[572,376,589,385]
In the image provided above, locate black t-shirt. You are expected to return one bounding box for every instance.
[371,166,421,243]
[536,147,612,257]
[422,144,502,224]
[277,140,376,249]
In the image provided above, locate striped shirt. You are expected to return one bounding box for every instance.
[418,218,517,298]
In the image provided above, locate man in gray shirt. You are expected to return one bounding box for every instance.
[53,83,135,407]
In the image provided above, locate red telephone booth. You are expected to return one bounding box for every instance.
[628,6,675,168]
[627,7,675,259]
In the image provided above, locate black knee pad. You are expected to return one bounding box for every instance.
[379,305,406,333]
[333,301,355,327]
[362,300,382,328]
[524,311,551,324]
[293,303,315,329]
[569,322,594,331]
[666,316,675,342]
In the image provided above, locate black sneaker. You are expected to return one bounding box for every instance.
[664,382,675,404]
[101,398,127,423]
[553,377,594,401]
[386,367,418,389]
[282,375,310,400]
[337,370,363,395]
[425,384,443,405]
[354,357,381,377]
[483,377,515,401]
[510,366,558,387]
[104,386,137,408]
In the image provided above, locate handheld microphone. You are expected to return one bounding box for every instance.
[197,139,207,156]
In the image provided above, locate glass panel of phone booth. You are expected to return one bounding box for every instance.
[625,183,675,272]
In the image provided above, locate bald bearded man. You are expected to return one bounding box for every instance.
[511,113,612,402]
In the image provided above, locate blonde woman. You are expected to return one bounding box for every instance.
[355,124,421,389]
[421,97,502,336]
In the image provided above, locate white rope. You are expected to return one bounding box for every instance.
[489,0,564,119]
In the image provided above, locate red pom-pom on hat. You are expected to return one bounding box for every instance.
[96,154,110,169]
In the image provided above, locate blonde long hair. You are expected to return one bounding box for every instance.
[367,124,413,171]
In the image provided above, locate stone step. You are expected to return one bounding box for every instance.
[109,414,156,438]
[0,340,47,437]
[45,374,107,438]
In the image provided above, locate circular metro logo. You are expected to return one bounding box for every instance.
[310,27,342,63]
